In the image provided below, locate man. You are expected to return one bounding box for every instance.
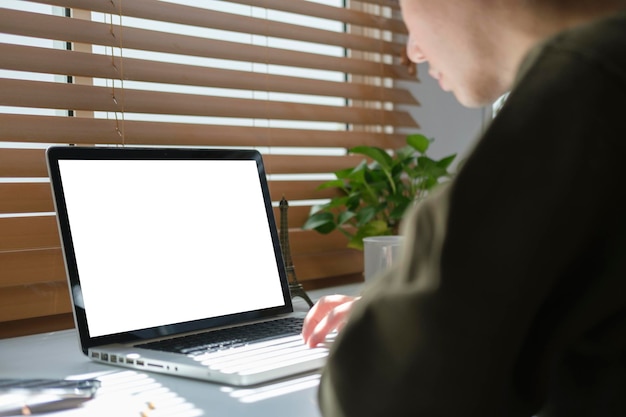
[302,1,626,416]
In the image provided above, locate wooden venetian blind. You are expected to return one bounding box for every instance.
[0,0,419,337]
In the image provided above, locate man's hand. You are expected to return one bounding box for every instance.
[302,294,360,348]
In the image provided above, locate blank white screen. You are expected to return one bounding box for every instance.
[58,159,285,337]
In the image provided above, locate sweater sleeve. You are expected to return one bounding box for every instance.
[318,19,626,417]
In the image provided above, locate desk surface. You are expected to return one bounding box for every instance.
[0,283,361,417]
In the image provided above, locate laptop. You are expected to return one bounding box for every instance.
[46,146,332,386]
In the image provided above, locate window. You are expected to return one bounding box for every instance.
[0,0,418,337]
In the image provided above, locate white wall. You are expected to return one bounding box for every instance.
[397,63,490,170]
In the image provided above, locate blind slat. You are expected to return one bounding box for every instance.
[0,216,60,252]
[264,154,364,174]
[228,0,406,33]
[0,313,74,339]
[351,0,400,9]
[269,180,342,202]
[0,115,411,148]
[288,229,356,254]
[40,0,405,55]
[0,183,54,214]
[272,205,313,229]
[0,244,363,290]
[1,79,418,127]
[0,44,418,104]
[0,148,47,178]
[0,282,71,321]
[0,210,352,253]
[0,249,67,289]
[0,8,412,78]
[0,251,358,321]
[0,148,364,178]
[0,231,363,290]
[294,250,363,282]
[0,181,338,214]
[0,226,356,288]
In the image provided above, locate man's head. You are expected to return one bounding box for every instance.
[399,0,626,107]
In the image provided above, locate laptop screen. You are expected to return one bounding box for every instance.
[48,148,291,341]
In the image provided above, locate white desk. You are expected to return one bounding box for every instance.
[0,283,361,417]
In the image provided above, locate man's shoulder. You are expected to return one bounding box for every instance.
[506,10,626,120]
[551,10,626,78]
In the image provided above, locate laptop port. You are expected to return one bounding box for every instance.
[91,352,100,359]
[147,363,164,369]
[101,353,109,361]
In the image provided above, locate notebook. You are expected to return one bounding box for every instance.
[46,146,332,386]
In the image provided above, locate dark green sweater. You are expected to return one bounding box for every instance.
[319,10,626,417]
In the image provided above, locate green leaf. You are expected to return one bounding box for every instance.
[360,220,389,236]
[389,201,410,220]
[356,206,376,226]
[345,164,367,184]
[347,220,391,250]
[350,146,393,169]
[317,179,345,190]
[302,211,335,232]
[347,236,364,250]
[390,163,405,179]
[315,222,337,234]
[325,196,351,209]
[423,176,438,189]
[346,194,362,211]
[363,167,386,182]
[436,154,457,170]
[407,133,431,153]
[337,211,356,226]
[395,145,416,161]
[334,167,354,179]
[416,155,437,169]
[417,156,447,179]
[387,193,411,205]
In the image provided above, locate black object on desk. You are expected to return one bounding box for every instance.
[279,197,314,308]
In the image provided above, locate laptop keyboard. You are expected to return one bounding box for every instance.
[136,317,304,356]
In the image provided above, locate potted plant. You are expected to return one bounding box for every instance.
[303,134,456,250]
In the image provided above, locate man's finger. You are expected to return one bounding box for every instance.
[305,299,357,347]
